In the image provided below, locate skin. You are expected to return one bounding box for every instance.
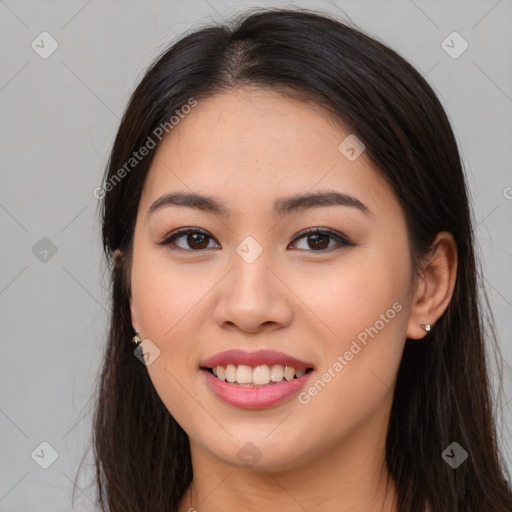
[124,87,457,512]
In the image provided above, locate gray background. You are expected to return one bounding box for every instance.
[0,0,511,510]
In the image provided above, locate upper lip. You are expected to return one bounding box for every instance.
[201,349,315,370]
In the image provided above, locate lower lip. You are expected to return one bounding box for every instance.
[202,369,314,409]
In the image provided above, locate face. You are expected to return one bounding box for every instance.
[129,87,416,471]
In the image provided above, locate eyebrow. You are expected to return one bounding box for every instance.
[146,190,371,219]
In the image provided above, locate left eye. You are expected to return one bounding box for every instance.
[288,227,355,251]
[157,227,355,252]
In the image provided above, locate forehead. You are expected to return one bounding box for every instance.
[140,87,398,219]
[157,87,351,169]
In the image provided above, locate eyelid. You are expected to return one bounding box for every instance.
[157,227,219,249]
[157,226,355,251]
[288,227,356,249]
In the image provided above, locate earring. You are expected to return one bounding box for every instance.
[421,324,432,332]
[132,328,142,347]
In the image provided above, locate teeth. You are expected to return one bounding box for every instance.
[283,366,295,381]
[236,364,253,384]
[225,364,237,383]
[210,364,309,385]
[253,365,271,385]
[270,364,284,382]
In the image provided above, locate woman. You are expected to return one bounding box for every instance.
[85,7,512,511]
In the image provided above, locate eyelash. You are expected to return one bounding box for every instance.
[157,227,356,252]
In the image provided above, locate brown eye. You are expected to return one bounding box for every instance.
[305,233,330,250]
[157,226,355,253]
[289,227,355,251]
[157,228,220,251]
[183,232,210,249]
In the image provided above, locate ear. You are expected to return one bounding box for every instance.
[114,248,139,331]
[113,248,123,267]
[130,303,140,333]
[406,232,458,340]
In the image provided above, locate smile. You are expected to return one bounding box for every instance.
[204,364,314,386]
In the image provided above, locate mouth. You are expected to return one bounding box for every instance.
[200,349,316,409]
[201,364,315,387]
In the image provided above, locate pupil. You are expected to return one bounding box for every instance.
[189,233,208,249]
[309,234,328,250]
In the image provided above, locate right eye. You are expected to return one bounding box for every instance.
[157,228,221,251]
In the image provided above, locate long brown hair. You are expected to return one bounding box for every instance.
[79,7,512,511]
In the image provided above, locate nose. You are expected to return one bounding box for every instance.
[212,249,294,334]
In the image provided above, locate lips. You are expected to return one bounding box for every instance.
[201,349,315,370]
[200,349,315,409]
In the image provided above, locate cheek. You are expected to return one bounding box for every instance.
[292,244,410,411]
[130,251,211,427]
[130,245,213,342]
[129,248,211,404]
[296,245,410,348]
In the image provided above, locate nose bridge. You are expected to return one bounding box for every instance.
[230,237,274,304]
[213,235,292,332]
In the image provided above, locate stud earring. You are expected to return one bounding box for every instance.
[421,324,431,332]
[132,328,142,347]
